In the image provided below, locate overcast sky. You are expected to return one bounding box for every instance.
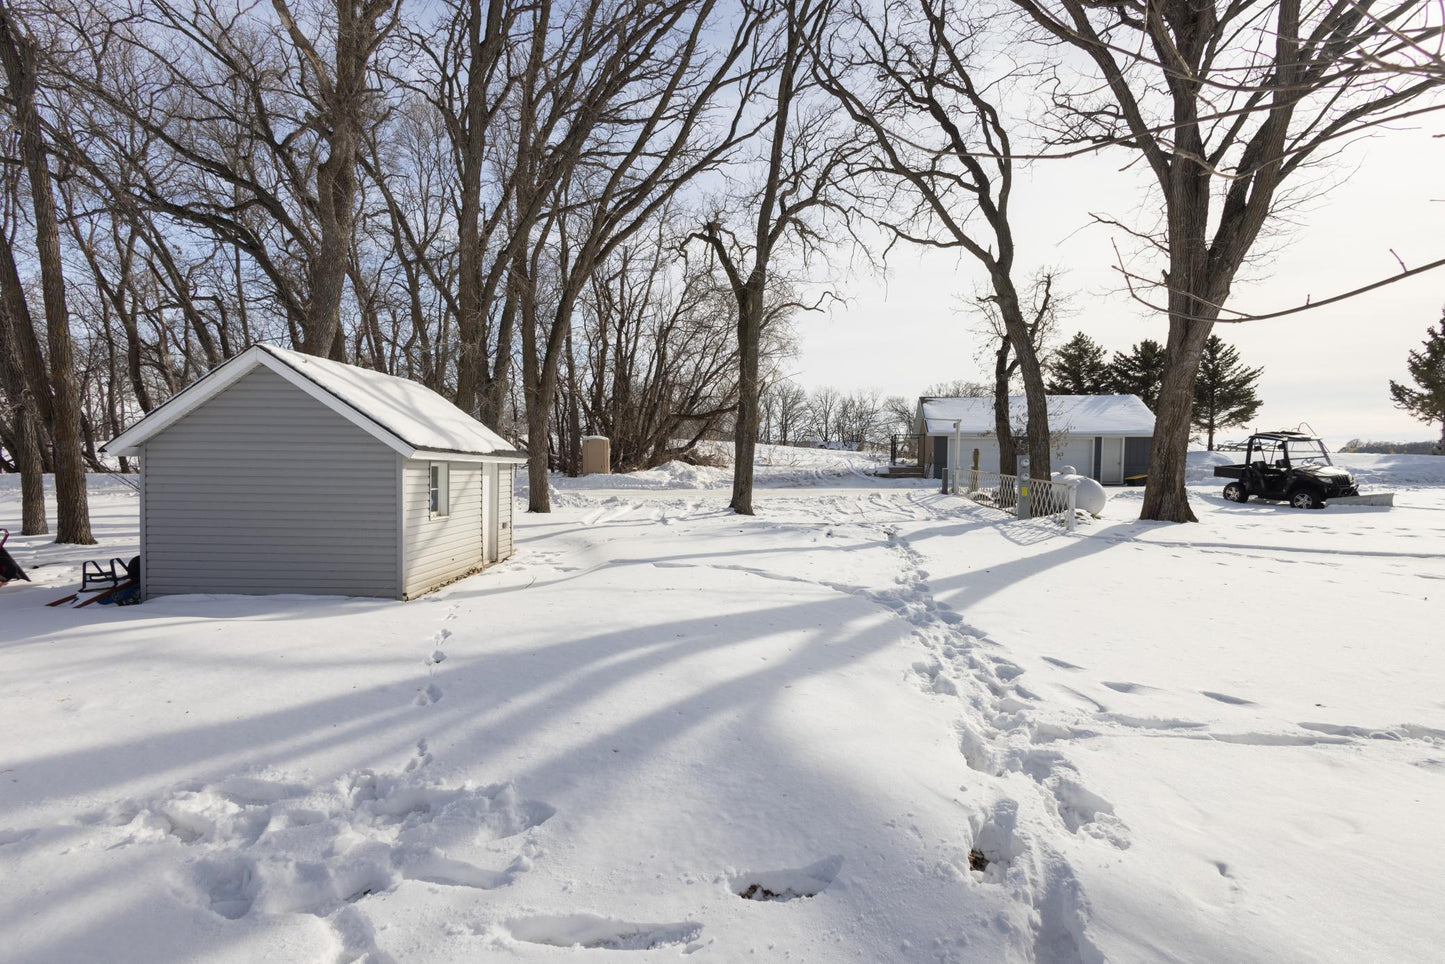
[789,123,1444,447]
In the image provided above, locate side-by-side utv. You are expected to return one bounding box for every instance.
[1213,432,1391,508]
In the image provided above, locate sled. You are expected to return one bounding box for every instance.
[47,555,141,607]
[0,529,31,587]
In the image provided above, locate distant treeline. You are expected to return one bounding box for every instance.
[1338,440,1443,455]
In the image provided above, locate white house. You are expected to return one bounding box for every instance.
[105,345,528,600]
[916,394,1155,484]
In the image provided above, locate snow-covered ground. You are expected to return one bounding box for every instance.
[1,448,1442,963]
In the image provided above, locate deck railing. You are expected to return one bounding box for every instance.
[953,468,1079,532]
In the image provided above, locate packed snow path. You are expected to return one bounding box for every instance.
[1,451,1442,962]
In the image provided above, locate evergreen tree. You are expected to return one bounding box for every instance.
[1192,335,1263,450]
[1108,339,1167,410]
[1046,332,1112,394]
[1388,313,1445,455]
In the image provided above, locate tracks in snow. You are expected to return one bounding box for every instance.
[878,526,1115,963]
[631,490,1115,962]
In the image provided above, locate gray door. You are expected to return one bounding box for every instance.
[1100,437,1125,484]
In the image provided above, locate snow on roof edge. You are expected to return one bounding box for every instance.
[919,394,1155,436]
[106,344,526,459]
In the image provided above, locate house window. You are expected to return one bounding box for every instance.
[429,462,450,517]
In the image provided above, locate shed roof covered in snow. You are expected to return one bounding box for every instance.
[106,344,527,460]
[919,394,1155,437]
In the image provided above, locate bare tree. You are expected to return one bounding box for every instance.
[577,229,743,469]
[270,0,400,356]
[815,0,1056,481]
[446,0,515,415]
[882,393,916,438]
[0,2,92,543]
[837,387,884,449]
[687,0,854,515]
[768,378,809,444]
[806,385,840,443]
[519,0,763,512]
[1009,0,1445,521]
[970,270,1061,474]
[923,379,992,397]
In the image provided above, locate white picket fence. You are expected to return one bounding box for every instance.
[953,468,1079,531]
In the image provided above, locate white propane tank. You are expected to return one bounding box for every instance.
[1052,469,1108,517]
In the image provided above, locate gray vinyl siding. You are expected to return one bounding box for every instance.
[142,367,399,597]
[498,465,514,561]
[401,459,484,597]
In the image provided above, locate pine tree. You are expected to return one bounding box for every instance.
[1192,335,1263,450]
[1108,339,1167,410]
[1388,313,1445,455]
[1046,332,1112,394]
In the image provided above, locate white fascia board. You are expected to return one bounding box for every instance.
[413,450,530,465]
[104,347,267,456]
[103,346,417,459]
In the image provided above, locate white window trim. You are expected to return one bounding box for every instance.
[429,461,450,518]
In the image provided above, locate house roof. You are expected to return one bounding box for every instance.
[105,344,529,462]
[919,394,1155,436]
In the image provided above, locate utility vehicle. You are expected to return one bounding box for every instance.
[1213,432,1360,509]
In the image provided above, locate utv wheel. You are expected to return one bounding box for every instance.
[1290,489,1324,510]
[1223,482,1248,503]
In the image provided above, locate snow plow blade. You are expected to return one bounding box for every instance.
[1329,493,1394,507]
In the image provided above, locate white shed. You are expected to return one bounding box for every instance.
[105,345,528,600]
[916,394,1156,484]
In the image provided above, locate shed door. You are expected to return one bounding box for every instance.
[483,463,499,562]
[1099,437,1125,484]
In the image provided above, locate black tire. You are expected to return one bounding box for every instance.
[1290,488,1324,510]
[1223,482,1248,503]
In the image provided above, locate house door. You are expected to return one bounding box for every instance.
[483,464,500,562]
[1100,437,1125,484]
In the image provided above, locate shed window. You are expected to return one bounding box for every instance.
[429,462,450,516]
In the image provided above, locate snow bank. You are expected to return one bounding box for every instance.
[543,443,896,493]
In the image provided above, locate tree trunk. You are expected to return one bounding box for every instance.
[0,310,47,533]
[303,130,355,356]
[479,250,523,427]
[452,0,505,415]
[993,277,1050,479]
[524,378,551,513]
[272,0,392,359]
[1141,141,1215,523]
[1142,326,1212,522]
[564,326,582,477]
[0,9,93,543]
[993,337,1017,476]
[518,258,554,513]
[730,281,763,516]
[0,229,52,428]
[14,407,46,533]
